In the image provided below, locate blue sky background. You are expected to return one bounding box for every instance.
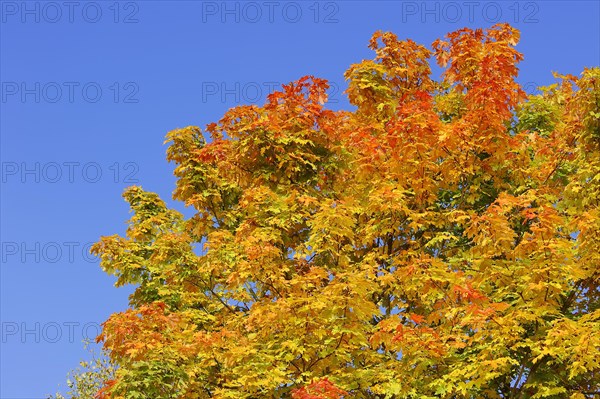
[1,1,599,397]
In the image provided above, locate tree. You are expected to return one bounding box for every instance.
[48,342,116,399]
[89,24,599,398]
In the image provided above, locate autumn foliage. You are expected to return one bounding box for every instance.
[90,24,600,398]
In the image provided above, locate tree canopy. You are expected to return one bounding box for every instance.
[84,24,599,398]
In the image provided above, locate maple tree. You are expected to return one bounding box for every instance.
[49,343,116,399]
[84,24,600,398]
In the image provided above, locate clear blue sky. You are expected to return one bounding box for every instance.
[1,1,598,397]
